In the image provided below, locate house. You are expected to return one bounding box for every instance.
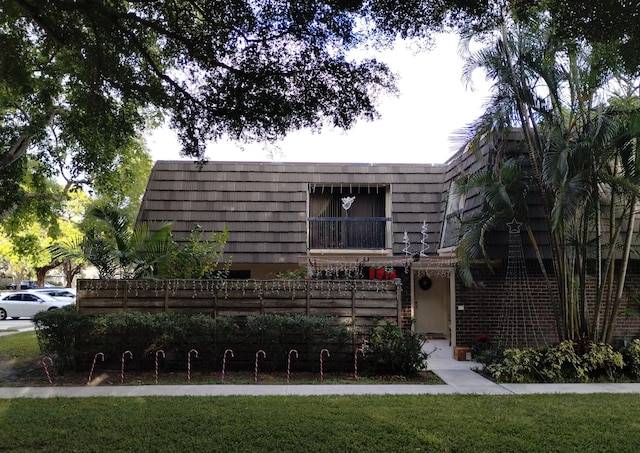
[136,136,640,350]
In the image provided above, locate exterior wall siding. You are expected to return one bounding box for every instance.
[455,264,640,347]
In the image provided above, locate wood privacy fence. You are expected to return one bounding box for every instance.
[77,279,402,330]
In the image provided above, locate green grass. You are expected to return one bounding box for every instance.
[0,331,40,368]
[1,332,640,451]
[0,394,639,452]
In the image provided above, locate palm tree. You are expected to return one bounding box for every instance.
[457,7,640,342]
[452,157,530,285]
[81,205,172,279]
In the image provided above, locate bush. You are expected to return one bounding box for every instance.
[362,321,429,375]
[33,305,93,373]
[624,339,640,379]
[487,347,544,383]
[487,340,625,383]
[31,310,352,372]
[243,314,351,371]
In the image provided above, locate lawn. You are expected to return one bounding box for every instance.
[2,332,640,451]
[0,393,639,452]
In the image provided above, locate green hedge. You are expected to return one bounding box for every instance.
[33,310,354,373]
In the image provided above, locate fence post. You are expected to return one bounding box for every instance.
[396,280,402,327]
[123,280,129,312]
[163,281,169,313]
[212,289,217,318]
[351,282,357,351]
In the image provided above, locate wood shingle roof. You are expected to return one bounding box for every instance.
[137,161,449,265]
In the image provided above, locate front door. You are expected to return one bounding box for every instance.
[414,275,450,338]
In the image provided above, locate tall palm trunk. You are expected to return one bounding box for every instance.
[497,19,565,338]
[604,197,637,343]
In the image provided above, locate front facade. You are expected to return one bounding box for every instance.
[137,159,469,342]
[138,136,638,349]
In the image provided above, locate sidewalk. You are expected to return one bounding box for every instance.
[2,339,640,398]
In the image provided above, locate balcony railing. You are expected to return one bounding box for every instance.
[308,217,391,250]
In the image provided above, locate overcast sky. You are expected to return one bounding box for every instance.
[146,33,492,165]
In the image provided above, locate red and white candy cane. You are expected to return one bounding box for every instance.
[287,349,298,384]
[87,352,104,385]
[254,350,266,382]
[354,348,365,380]
[188,349,198,382]
[320,349,330,381]
[121,350,133,384]
[41,356,54,385]
[155,350,165,384]
[221,349,234,382]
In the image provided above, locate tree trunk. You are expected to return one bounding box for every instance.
[604,197,637,343]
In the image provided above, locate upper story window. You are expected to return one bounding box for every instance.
[440,187,466,249]
[308,185,391,250]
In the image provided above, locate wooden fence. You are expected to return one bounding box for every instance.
[77,278,402,330]
[75,279,402,372]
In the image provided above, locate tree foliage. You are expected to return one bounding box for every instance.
[156,225,231,280]
[456,6,640,343]
[1,1,404,207]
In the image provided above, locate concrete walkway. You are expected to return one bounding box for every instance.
[2,338,640,398]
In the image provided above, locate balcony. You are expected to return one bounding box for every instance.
[308,217,391,250]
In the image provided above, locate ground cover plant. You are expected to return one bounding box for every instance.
[1,394,640,452]
[472,337,640,383]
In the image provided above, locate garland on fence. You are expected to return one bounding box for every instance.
[80,278,402,300]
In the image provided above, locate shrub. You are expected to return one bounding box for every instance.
[243,314,351,371]
[470,333,504,366]
[625,339,640,379]
[487,340,626,383]
[32,310,353,372]
[581,342,624,381]
[33,305,94,373]
[362,321,429,375]
[487,347,544,383]
[541,340,584,382]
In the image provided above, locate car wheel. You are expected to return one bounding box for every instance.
[47,307,58,311]
[0,309,6,321]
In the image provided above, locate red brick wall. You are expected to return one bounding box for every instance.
[453,264,640,347]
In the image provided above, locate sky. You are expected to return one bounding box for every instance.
[146,33,493,165]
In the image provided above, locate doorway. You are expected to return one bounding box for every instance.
[414,274,450,339]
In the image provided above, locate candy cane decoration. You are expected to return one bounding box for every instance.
[155,350,165,384]
[41,356,54,385]
[121,350,133,384]
[320,349,330,381]
[188,349,199,382]
[254,350,266,382]
[354,348,365,380]
[221,349,234,382]
[87,352,104,385]
[287,349,298,384]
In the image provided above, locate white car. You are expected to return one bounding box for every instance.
[0,291,74,320]
[30,287,76,303]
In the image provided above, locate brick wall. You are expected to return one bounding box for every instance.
[454,263,640,347]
